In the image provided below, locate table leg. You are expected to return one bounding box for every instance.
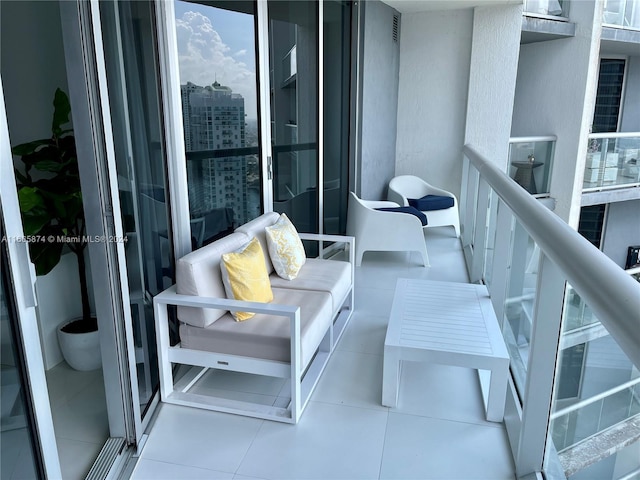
[382,348,400,407]
[486,363,509,422]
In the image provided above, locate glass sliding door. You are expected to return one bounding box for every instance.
[98,0,172,420]
[174,0,263,243]
[323,0,351,235]
[0,255,39,480]
[1,79,61,479]
[269,1,319,235]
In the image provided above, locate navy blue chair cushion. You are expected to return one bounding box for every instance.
[375,206,428,226]
[408,195,455,211]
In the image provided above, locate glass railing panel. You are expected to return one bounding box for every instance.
[550,319,640,477]
[562,285,600,332]
[603,0,640,30]
[523,0,569,18]
[583,134,640,191]
[508,137,556,196]
[501,217,540,396]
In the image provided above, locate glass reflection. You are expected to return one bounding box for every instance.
[175,1,262,244]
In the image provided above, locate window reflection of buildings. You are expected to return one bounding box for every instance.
[181,81,251,228]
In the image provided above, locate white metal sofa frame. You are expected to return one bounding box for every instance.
[346,191,429,267]
[387,175,461,237]
[153,231,355,424]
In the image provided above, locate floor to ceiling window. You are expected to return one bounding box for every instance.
[323,0,352,235]
[99,0,174,419]
[269,1,319,234]
[174,0,263,245]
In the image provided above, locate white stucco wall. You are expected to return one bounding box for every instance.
[464,4,523,171]
[360,0,401,200]
[511,1,603,226]
[395,9,473,199]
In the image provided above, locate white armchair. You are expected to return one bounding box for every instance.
[346,192,429,267]
[388,175,460,237]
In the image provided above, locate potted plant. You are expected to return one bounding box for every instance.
[12,88,100,371]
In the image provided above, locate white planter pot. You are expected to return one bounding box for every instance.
[57,319,101,371]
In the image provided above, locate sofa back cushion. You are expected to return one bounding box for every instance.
[176,232,250,327]
[235,212,280,274]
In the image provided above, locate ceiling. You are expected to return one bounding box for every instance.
[380,0,522,14]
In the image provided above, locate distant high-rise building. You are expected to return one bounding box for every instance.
[181,81,248,226]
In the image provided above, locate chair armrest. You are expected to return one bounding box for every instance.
[361,200,400,209]
[424,186,457,201]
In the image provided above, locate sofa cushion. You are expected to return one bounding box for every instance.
[408,194,454,211]
[221,237,274,321]
[375,206,428,226]
[235,212,281,274]
[269,258,351,315]
[265,213,306,280]
[176,232,250,328]
[179,287,332,369]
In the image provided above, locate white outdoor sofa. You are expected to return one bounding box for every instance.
[153,212,354,423]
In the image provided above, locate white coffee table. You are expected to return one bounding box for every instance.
[382,279,510,422]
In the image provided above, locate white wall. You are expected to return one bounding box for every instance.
[395,9,473,200]
[511,1,603,225]
[360,0,400,200]
[464,4,523,171]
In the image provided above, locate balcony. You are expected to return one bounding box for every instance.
[583,133,640,192]
[509,136,556,196]
[603,0,640,30]
[130,229,517,479]
[523,0,569,19]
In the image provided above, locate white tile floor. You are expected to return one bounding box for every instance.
[131,228,517,480]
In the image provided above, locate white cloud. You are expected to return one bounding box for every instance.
[234,49,248,57]
[176,11,257,119]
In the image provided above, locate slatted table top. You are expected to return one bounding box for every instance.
[385,279,509,361]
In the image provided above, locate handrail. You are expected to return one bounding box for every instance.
[509,135,557,143]
[551,377,640,419]
[463,144,640,370]
[588,132,640,139]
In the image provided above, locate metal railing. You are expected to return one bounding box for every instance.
[461,143,640,478]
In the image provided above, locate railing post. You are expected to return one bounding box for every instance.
[462,161,479,250]
[488,199,513,326]
[516,254,565,477]
[470,178,491,284]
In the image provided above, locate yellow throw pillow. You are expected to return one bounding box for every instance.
[265,213,306,280]
[220,237,273,321]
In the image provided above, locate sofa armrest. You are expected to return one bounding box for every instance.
[154,285,299,317]
[153,285,303,382]
[297,233,355,285]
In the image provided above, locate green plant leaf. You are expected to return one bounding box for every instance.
[34,159,72,173]
[52,88,71,136]
[12,139,50,157]
[21,213,51,236]
[17,187,45,212]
